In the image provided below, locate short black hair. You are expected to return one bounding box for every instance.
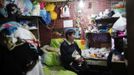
[65,29,75,39]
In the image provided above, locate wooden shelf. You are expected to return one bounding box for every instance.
[17,16,41,19]
[0,17,16,24]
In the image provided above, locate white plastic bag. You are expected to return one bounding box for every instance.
[31,3,40,16]
[60,5,70,18]
[112,16,126,31]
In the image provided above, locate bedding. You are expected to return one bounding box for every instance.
[43,66,77,75]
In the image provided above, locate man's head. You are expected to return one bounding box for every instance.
[65,29,75,42]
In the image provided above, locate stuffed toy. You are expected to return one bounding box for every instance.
[50,11,57,20]
[45,3,55,12]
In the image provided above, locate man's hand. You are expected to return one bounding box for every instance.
[77,57,84,62]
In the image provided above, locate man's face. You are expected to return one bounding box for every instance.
[68,33,75,42]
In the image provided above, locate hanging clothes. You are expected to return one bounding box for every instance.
[31,3,40,16]
[0,21,40,50]
[40,9,51,25]
[15,0,33,16]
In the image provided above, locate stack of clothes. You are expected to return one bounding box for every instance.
[0,21,44,75]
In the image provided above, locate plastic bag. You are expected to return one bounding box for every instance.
[31,3,40,16]
[15,0,33,15]
[50,11,57,20]
[60,5,70,18]
[15,0,24,14]
[45,3,55,12]
[112,17,126,31]
[40,9,51,25]
[40,2,46,9]
[23,0,33,15]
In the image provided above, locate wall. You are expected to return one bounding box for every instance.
[53,0,112,29]
[40,0,123,45]
[59,0,123,27]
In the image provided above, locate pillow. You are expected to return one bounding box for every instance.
[44,52,60,66]
[50,38,63,48]
[41,45,60,53]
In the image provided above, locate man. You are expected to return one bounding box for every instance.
[60,29,88,74]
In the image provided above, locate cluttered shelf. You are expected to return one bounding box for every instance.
[95,17,119,24]
[0,16,41,20]
[17,16,41,19]
[1,16,41,40]
[83,32,126,68]
[0,16,41,24]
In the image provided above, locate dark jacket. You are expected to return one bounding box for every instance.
[60,40,81,66]
[0,43,39,75]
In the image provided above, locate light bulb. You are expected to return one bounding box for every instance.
[79,0,84,8]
